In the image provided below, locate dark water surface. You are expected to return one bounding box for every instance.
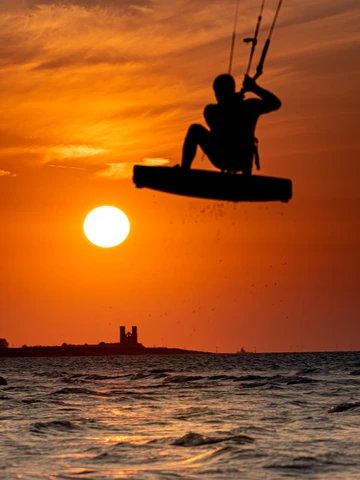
[1,352,360,479]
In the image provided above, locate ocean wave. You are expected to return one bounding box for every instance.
[233,374,268,382]
[38,370,68,378]
[172,432,254,447]
[209,375,238,381]
[93,443,159,465]
[328,402,360,413]
[238,374,317,389]
[239,381,268,389]
[265,455,323,471]
[30,420,81,434]
[21,398,42,404]
[265,452,358,473]
[50,387,102,396]
[163,375,205,383]
[84,374,130,381]
[286,376,317,385]
[296,367,320,375]
[149,369,174,374]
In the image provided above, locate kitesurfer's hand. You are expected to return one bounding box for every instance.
[242,74,257,93]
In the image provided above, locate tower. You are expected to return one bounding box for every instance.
[120,326,126,344]
[119,326,139,346]
[132,326,138,344]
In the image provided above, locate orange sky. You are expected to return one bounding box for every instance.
[0,0,359,353]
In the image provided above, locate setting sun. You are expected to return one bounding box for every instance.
[84,206,130,248]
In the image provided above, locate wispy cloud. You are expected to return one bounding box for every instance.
[46,164,86,170]
[30,145,107,161]
[0,169,16,176]
[95,158,170,179]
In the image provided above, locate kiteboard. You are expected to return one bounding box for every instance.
[133,165,292,203]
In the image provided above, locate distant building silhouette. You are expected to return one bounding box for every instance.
[120,326,139,347]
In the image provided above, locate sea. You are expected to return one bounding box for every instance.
[1,352,360,479]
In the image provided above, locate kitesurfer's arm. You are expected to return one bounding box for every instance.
[204,104,218,130]
[242,74,281,113]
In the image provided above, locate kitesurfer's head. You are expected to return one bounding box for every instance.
[213,74,236,103]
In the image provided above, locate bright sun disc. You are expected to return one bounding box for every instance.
[84,206,130,248]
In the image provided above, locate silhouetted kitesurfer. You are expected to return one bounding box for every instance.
[132,0,292,203]
[180,74,281,174]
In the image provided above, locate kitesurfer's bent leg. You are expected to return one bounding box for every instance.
[181,124,213,169]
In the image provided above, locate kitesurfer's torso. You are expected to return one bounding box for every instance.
[204,93,264,144]
[204,93,265,155]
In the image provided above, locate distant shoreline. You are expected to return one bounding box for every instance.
[0,343,210,358]
[1,346,359,358]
